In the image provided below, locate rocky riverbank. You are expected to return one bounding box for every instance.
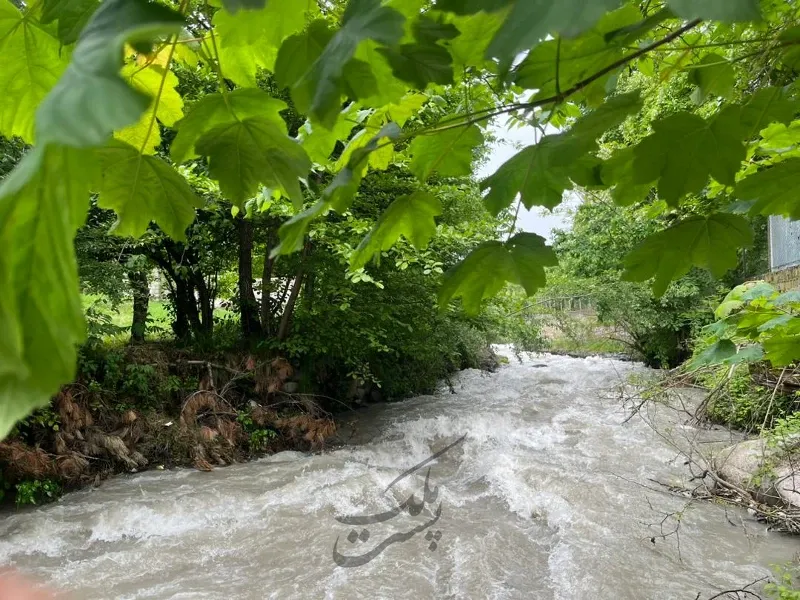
[711,436,800,531]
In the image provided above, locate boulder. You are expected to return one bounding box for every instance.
[713,436,800,509]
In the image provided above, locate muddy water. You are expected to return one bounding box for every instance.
[0,350,797,599]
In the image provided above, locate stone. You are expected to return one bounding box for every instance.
[713,436,800,509]
[282,381,299,394]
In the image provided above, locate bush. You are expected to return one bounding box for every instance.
[15,479,61,507]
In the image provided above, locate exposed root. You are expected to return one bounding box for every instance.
[255,357,294,395]
[57,389,93,432]
[275,414,336,449]
[0,442,55,479]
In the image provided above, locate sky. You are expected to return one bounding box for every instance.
[477,118,578,241]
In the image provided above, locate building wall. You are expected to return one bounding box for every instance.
[769,215,800,271]
[763,264,800,292]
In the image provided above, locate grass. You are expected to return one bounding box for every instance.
[82,294,172,342]
[548,335,628,355]
[82,294,236,343]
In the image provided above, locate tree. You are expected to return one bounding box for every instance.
[1,0,800,436]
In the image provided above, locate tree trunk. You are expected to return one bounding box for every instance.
[129,270,149,343]
[237,216,262,339]
[172,279,193,340]
[277,268,304,342]
[260,230,276,335]
[193,270,214,338]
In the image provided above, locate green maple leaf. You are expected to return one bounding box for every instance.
[0,145,96,439]
[0,1,70,142]
[351,191,442,269]
[340,58,379,100]
[274,20,334,91]
[735,158,800,220]
[447,10,508,69]
[195,117,311,208]
[623,214,754,296]
[299,103,363,165]
[96,141,201,240]
[485,0,622,65]
[353,42,409,108]
[763,326,800,366]
[296,0,405,127]
[687,53,734,102]
[482,94,641,214]
[412,15,460,44]
[36,0,184,148]
[512,6,640,103]
[171,89,288,164]
[690,340,764,368]
[378,15,458,89]
[758,121,800,152]
[40,0,100,45]
[213,0,310,86]
[116,64,183,154]
[601,147,651,206]
[409,124,483,182]
[482,138,572,214]
[666,0,760,21]
[737,87,799,139]
[631,110,746,205]
[380,43,454,89]
[439,233,558,314]
[555,91,642,158]
[690,339,736,367]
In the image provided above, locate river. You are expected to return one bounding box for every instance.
[0,350,797,599]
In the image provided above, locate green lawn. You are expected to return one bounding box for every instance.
[82,294,172,341]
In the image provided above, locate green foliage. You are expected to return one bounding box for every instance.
[237,410,278,453]
[552,197,725,367]
[439,233,558,315]
[170,90,288,164]
[40,0,100,46]
[0,147,96,440]
[628,111,745,205]
[697,282,800,369]
[765,565,800,600]
[350,190,441,269]
[15,478,61,507]
[769,411,800,447]
[3,0,800,434]
[196,117,311,208]
[622,214,754,297]
[409,125,483,182]
[735,158,800,220]
[0,1,70,141]
[696,364,776,431]
[96,142,201,239]
[687,53,734,102]
[36,0,184,148]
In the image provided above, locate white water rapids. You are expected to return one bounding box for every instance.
[1,350,797,599]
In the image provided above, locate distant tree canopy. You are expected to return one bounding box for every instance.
[1,0,800,435]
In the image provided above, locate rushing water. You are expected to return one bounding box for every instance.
[1,351,797,599]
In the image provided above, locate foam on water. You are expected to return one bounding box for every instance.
[0,349,796,599]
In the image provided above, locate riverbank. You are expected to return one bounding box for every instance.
[625,365,800,536]
[0,341,499,507]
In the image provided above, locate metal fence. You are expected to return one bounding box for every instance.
[769,215,800,271]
